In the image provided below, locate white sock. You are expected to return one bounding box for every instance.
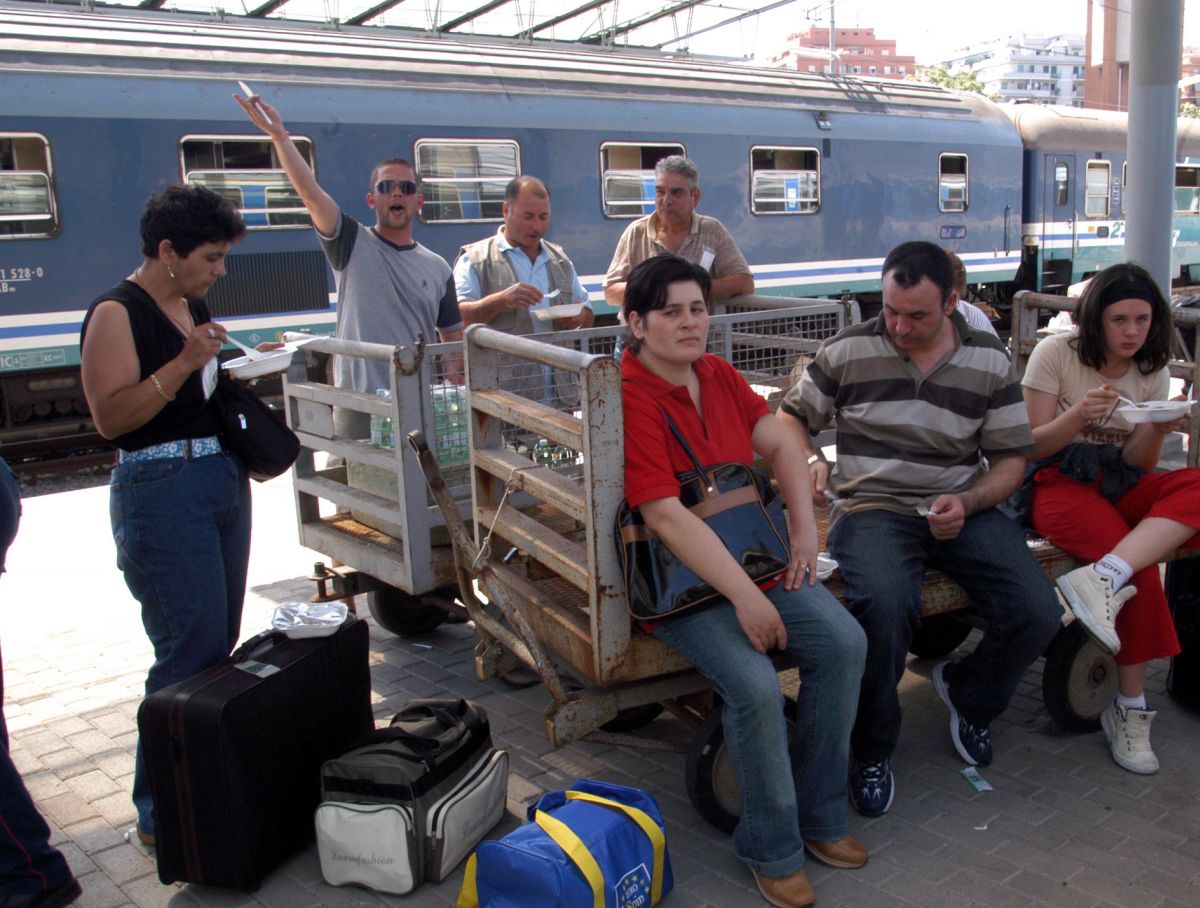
[1093,554,1134,590]
[1117,693,1147,711]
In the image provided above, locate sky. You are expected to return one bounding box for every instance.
[674,0,1200,65]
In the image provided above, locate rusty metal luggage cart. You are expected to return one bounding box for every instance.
[282,299,848,642]
[281,334,474,636]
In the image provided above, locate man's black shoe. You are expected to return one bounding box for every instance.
[933,661,993,766]
[848,757,894,817]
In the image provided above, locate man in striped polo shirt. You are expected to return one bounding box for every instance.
[777,241,1060,819]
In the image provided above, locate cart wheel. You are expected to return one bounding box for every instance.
[909,614,972,660]
[600,703,664,733]
[684,698,797,834]
[1042,622,1116,732]
[367,587,447,637]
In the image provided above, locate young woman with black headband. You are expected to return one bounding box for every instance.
[1022,262,1200,774]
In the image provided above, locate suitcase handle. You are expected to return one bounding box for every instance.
[230,629,287,662]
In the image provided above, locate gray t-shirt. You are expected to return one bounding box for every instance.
[320,212,461,394]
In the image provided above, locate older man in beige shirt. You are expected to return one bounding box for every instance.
[603,155,754,310]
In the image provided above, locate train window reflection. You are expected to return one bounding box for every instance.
[416,140,519,223]
[600,142,686,218]
[1175,166,1200,214]
[938,153,968,213]
[1085,160,1110,217]
[181,136,313,229]
[750,146,820,215]
[0,134,57,239]
[1055,163,1070,206]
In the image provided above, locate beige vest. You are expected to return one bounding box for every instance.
[459,234,576,335]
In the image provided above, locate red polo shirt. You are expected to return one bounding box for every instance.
[622,350,770,508]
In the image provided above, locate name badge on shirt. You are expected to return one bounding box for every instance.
[699,247,716,272]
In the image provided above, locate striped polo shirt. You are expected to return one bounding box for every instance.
[780,310,1034,528]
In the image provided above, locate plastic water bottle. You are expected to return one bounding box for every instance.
[431,383,468,465]
[370,389,393,448]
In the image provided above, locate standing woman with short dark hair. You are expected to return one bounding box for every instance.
[1023,261,1200,774]
[80,185,262,845]
[621,255,867,908]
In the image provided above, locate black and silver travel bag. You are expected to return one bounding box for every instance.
[315,698,508,894]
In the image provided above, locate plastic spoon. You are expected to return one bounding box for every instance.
[223,331,262,360]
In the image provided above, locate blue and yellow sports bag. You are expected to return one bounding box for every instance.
[458,779,673,908]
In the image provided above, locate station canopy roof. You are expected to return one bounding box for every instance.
[46,0,797,52]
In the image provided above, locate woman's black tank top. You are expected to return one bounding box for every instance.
[80,279,221,451]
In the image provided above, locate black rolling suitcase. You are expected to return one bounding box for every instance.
[1166,559,1200,712]
[138,617,374,889]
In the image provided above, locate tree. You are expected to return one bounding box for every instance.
[1181,101,1200,119]
[909,65,997,100]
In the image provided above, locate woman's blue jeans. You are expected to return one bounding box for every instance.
[652,581,866,877]
[109,451,251,835]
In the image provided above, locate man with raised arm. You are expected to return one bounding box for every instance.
[235,93,463,439]
[776,241,1061,819]
[603,155,754,311]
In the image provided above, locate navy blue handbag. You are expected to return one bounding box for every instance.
[615,410,790,620]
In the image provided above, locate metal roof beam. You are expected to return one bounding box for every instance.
[657,0,800,48]
[524,0,611,36]
[345,0,409,26]
[580,0,708,44]
[247,0,291,18]
[438,0,512,32]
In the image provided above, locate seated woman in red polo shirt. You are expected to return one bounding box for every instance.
[620,255,867,908]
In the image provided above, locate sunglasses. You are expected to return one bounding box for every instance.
[375,179,419,196]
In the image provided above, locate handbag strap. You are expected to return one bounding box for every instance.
[621,379,708,479]
[534,809,605,908]
[565,791,665,904]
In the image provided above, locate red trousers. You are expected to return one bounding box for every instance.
[1031,465,1200,666]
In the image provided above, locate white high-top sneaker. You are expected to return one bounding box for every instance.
[1055,565,1137,655]
[1100,700,1159,774]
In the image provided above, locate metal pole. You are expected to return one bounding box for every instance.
[1125,0,1183,294]
[828,0,835,73]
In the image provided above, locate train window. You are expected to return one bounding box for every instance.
[1175,167,1200,213]
[415,140,520,223]
[600,142,686,218]
[1055,163,1070,205]
[938,154,968,212]
[0,134,57,239]
[181,136,314,229]
[750,146,820,215]
[1085,160,1111,217]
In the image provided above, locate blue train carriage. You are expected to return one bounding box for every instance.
[1004,103,1200,295]
[0,1,1022,441]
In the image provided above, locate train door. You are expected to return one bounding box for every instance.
[1041,154,1076,292]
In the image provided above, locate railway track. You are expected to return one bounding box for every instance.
[5,429,115,485]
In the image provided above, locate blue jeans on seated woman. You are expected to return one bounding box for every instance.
[109,451,251,837]
[652,581,866,877]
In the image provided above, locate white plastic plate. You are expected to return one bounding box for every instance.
[1116,399,1194,424]
[531,303,585,322]
[272,602,348,638]
[222,348,294,380]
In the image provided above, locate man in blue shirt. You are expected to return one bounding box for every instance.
[455,176,593,334]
